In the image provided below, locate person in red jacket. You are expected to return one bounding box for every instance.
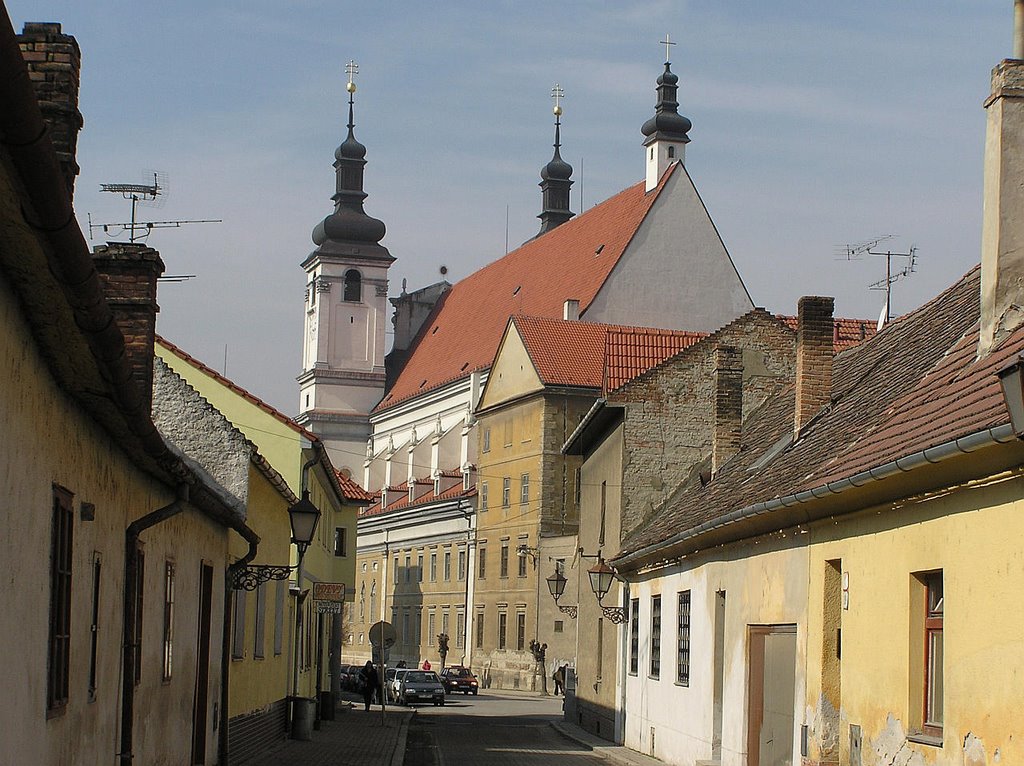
[422,659,431,671]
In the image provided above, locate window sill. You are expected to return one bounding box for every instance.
[673,680,690,688]
[907,733,942,748]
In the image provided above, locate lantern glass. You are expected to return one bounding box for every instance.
[288,490,321,548]
[546,569,567,600]
[588,560,616,601]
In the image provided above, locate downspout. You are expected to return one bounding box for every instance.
[119,484,190,766]
[219,525,261,766]
[293,447,320,708]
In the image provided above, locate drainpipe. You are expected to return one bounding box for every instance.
[218,527,261,766]
[119,485,189,766]
[292,449,320,712]
[458,498,474,667]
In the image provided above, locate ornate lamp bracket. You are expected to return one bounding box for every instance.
[600,605,628,625]
[231,564,295,591]
[556,603,578,619]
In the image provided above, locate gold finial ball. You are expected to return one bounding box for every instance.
[346,81,357,93]
[553,105,563,116]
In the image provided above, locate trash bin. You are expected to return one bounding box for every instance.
[320,690,336,721]
[291,697,316,741]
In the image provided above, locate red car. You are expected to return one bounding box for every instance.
[439,666,479,695]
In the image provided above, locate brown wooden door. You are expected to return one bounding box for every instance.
[747,625,797,766]
[191,564,214,765]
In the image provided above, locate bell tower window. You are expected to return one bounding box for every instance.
[343,269,362,302]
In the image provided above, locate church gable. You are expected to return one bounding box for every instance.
[584,163,752,333]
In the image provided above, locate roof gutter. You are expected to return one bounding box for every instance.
[614,422,1018,572]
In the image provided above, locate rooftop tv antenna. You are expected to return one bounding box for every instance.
[837,234,919,325]
[90,171,221,244]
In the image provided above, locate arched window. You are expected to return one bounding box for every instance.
[344,269,362,302]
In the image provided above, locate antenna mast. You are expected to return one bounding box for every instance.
[838,235,919,324]
[91,171,221,243]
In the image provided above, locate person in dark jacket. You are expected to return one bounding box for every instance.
[358,661,378,712]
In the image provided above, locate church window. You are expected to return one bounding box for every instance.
[668,146,675,159]
[343,269,362,302]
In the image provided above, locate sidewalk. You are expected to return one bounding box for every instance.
[243,697,412,766]
[551,719,663,766]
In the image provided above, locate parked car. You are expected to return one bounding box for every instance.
[337,664,352,690]
[398,670,446,706]
[387,668,409,702]
[345,665,362,692]
[439,666,479,695]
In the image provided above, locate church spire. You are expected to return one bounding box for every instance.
[537,84,575,236]
[642,35,692,191]
[311,60,388,253]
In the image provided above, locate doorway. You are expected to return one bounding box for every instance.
[747,625,797,766]
[191,563,214,764]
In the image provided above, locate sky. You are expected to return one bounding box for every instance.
[7,1,1015,414]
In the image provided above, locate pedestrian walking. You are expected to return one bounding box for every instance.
[552,665,566,696]
[421,659,431,671]
[358,661,378,712]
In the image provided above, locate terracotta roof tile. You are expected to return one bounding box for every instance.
[604,326,708,392]
[360,468,476,518]
[618,265,989,560]
[777,316,877,352]
[336,471,376,503]
[375,167,679,412]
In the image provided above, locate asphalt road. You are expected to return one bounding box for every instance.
[402,690,607,766]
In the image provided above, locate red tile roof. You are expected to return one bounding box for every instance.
[336,471,376,503]
[359,471,476,518]
[375,166,679,412]
[507,316,707,394]
[778,316,877,352]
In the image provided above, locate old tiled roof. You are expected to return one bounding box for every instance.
[375,166,679,412]
[511,315,705,392]
[617,265,993,563]
[778,315,877,352]
[360,472,476,518]
[336,471,376,503]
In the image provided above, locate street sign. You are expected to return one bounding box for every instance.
[315,601,342,614]
[313,582,345,602]
[368,620,397,649]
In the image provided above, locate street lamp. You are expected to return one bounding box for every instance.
[587,558,627,624]
[545,567,577,619]
[997,354,1024,436]
[288,490,320,738]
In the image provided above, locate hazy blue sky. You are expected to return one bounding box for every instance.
[7,1,1015,413]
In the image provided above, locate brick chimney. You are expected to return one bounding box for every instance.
[794,296,834,438]
[979,7,1024,356]
[712,345,743,475]
[17,23,83,199]
[92,244,165,414]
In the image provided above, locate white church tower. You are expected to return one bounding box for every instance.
[642,37,692,192]
[296,62,393,474]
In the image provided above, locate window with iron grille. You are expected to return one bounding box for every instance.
[629,598,639,675]
[163,561,176,681]
[676,590,691,685]
[650,595,661,679]
[47,486,73,713]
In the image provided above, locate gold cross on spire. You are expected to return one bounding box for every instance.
[551,83,564,116]
[345,59,359,93]
[661,33,676,64]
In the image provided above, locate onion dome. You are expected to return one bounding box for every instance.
[641,62,691,144]
[537,85,575,236]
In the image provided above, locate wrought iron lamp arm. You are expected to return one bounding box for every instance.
[231,564,295,591]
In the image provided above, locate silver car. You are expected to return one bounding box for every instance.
[398,670,446,706]
[387,668,409,702]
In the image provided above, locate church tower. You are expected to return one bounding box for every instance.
[296,61,394,474]
[537,84,574,236]
[642,37,692,192]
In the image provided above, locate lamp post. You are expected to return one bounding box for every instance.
[546,567,577,619]
[288,491,321,726]
[545,553,627,624]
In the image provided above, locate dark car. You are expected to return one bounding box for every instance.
[439,666,479,695]
[337,663,352,690]
[398,670,445,706]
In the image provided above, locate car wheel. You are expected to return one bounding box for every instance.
[472,689,478,695]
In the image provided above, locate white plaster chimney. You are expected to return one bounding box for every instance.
[979,4,1024,356]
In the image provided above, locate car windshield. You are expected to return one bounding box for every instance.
[405,671,438,683]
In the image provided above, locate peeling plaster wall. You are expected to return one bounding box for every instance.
[805,467,1024,766]
[623,533,808,766]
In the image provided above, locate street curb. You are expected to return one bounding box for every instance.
[550,721,659,766]
[390,710,415,766]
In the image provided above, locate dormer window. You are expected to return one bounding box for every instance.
[343,269,362,302]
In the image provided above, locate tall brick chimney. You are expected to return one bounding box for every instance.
[712,345,743,475]
[92,244,165,414]
[978,5,1024,356]
[794,296,834,438]
[17,23,83,199]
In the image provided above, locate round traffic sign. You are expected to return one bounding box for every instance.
[369,620,397,648]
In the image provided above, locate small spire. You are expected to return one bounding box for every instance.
[661,33,676,65]
[309,60,388,252]
[537,84,575,236]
